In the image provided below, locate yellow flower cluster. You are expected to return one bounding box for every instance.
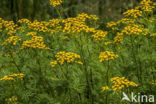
[76,13,99,21]
[49,0,62,7]
[17,19,63,35]
[117,18,136,24]
[20,36,49,50]
[0,18,2,21]
[5,96,18,104]
[18,19,31,24]
[2,36,21,46]
[50,61,57,67]
[114,32,123,43]
[49,19,62,29]
[99,51,119,62]
[111,77,138,91]
[91,30,108,40]
[0,23,2,32]
[18,18,63,34]
[55,52,81,64]
[63,18,85,34]
[151,80,156,85]
[122,24,148,36]
[60,35,68,40]
[0,73,24,81]
[49,19,61,27]
[16,26,26,33]
[26,32,37,36]
[28,20,49,32]
[106,21,117,28]
[75,61,83,65]
[50,52,82,67]
[3,52,16,57]
[62,13,98,34]
[150,33,156,37]
[104,41,112,45]
[140,0,155,12]
[106,18,136,31]
[48,19,62,34]
[1,20,17,35]
[1,13,99,37]
[123,9,142,18]
[0,76,14,80]
[102,86,109,92]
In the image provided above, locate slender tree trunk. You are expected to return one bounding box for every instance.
[10,0,16,22]
[98,0,103,16]
[16,0,22,19]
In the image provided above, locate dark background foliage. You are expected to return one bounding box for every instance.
[0,0,141,21]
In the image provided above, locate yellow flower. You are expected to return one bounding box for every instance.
[104,41,112,45]
[114,32,123,43]
[60,36,68,40]
[106,21,117,28]
[2,20,17,35]
[28,20,49,32]
[110,77,138,91]
[26,32,37,36]
[20,36,49,50]
[75,61,83,65]
[151,80,156,85]
[49,0,62,7]
[91,30,108,41]
[6,96,18,104]
[102,86,109,92]
[52,52,82,65]
[3,52,16,57]
[122,24,148,36]
[2,36,21,46]
[150,33,156,37]
[140,0,154,12]
[62,13,98,34]
[117,18,136,24]
[99,51,118,62]
[0,73,24,81]
[123,9,142,18]
[50,61,57,67]
[0,23,2,32]
[18,19,31,24]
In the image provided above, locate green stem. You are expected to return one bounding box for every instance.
[106,61,110,104]
[130,35,140,82]
[56,6,62,19]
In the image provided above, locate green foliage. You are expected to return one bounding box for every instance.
[0,0,156,104]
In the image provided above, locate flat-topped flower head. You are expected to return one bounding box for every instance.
[0,73,24,81]
[140,0,155,12]
[50,52,82,67]
[92,30,108,41]
[122,24,148,36]
[114,32,123,43]
[111,77,138,91]
[123,9,142,18]
[2,36,21,46]
[99,51,118,62]
[55,52,80,64]
[20,36,49,50]
[62,13,98,34]
[50,0,62,7]
[26,32,37,36]
[102,86,109,92]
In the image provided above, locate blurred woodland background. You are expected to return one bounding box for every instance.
[0,0,143,21]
